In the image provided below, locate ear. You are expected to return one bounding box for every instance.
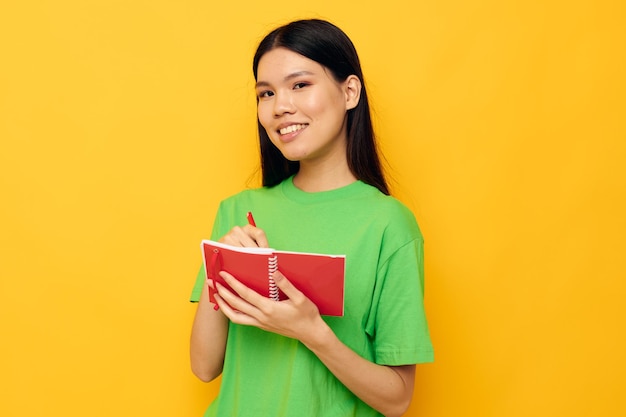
[343,75,362,111]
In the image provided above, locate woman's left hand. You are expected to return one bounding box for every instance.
[213,270,325,343]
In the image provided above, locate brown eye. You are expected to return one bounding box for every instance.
[258,90,274,99]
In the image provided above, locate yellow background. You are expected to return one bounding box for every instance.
[1,1,624,416]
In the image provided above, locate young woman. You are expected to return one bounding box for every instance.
[190,19,433,417]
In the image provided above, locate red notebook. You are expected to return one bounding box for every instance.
[201,240,345,316]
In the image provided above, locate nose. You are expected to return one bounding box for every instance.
[273,91,295,117]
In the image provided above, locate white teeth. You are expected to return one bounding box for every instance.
[279,124,306,135]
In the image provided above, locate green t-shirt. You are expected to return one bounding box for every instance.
[191,177,433,416]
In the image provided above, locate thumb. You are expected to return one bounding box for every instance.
[272,270,302,299]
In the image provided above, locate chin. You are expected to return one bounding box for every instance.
[282,154,304,162]
[278,149,308,162]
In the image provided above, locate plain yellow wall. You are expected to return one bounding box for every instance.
[1,1,624,416]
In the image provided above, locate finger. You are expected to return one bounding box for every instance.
[214,283,247,315]
[217,272,266,315]
[215,283,270,329]
[272,270,304,301]
[219,271,266,306]
[220,226,258,247]
[245,224,270,248]
[213,291,256,326]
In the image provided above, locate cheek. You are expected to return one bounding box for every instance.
[300,90,344,121]
[299,94,326,116]
[257,105,273,132]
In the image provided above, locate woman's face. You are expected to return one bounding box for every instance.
[255,47,358,165]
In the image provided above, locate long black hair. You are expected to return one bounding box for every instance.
[252,19,390,195]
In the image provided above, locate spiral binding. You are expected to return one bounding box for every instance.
[268,255,279,301]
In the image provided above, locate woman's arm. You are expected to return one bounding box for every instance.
[304,323,416,417]
[190,224,270,382]
[190,283,229,382]
[214,270,416,417]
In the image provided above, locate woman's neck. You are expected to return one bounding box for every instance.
[293,161,357,193]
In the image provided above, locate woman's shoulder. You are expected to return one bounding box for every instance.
[352,183,423,240]
[218,184,283,207]
[382,198,422,238]
[362,186,418,220]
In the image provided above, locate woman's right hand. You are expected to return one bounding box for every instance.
[219,224,269,248]
[191,223,266,382]
[190,222,270,382]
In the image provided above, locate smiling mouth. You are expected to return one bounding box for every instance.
[278,124,308,135]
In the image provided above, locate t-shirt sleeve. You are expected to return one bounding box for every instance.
[367,237,434,365]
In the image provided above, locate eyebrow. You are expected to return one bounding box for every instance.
[255,70,315,89]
